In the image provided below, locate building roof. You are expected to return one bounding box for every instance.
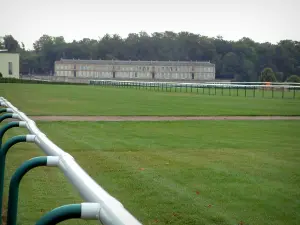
[55,59,215,66]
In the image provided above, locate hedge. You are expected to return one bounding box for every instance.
[0,78,87,85]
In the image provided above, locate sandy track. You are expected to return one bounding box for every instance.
[28,116,300,122]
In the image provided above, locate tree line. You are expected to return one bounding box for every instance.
[1,32,300,82]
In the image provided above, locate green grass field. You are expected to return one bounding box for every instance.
[3,121,300,225]
[1,83,300,116]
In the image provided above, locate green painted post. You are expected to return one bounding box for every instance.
[294,87,296,99]
[36,204,81,225]
[0,113,13,123]
[0,135,28,225]
[0,108,8,114]
[0,121,21,149]
[6,157,48,225]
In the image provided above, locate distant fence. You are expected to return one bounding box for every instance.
[0,98,142,225]
[90,80,300,99]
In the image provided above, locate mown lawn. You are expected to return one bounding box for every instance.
[1,83,300,116]
[2,120,300,225]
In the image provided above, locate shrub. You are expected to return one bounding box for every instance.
[0,77,87,85]
[286,75,300,83]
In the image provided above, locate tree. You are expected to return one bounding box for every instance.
[0,37,4,49]
[3,35,20,52]
[260,68,277,82]
[1,32,299,80]
[286,75,300,83]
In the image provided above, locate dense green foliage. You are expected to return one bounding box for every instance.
[286,75,300,82]
[1,33,300,81]
[0,77,86,85]
[4,121,300,225]
[260,68,277,82]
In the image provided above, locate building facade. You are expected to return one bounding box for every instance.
[54,59,215,81]
[0,52,20,79]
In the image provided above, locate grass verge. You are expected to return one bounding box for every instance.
[2,120,300,225]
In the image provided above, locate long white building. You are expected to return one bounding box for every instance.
[54,59,215,81]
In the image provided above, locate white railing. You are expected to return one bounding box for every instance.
[0,97,142,225]
[90,80,300,89]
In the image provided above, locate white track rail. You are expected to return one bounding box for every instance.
[0,97,142,225]
[90,80,300,89]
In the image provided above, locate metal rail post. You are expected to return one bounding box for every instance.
[0,121,26,148]
[0,108,10,114]
[0,135,36,225]
[294,87,296,99]
[0,113,14,123]
[6,156,59,225]
[36,204,81,225]
[35,203,101,225]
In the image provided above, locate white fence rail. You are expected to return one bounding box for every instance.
[90,80,300,89]
[0,97,142,225]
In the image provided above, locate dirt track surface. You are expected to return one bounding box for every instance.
[29,116,300,122]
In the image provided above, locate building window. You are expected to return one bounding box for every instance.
[8,62,13,75]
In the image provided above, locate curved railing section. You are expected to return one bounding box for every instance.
[0,97,142,225]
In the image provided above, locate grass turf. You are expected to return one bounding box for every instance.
[1,83,300,116]
[2,120,300,225]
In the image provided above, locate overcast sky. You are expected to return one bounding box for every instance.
[1,0,299,50]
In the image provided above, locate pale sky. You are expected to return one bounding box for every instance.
[1,0,299,50]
